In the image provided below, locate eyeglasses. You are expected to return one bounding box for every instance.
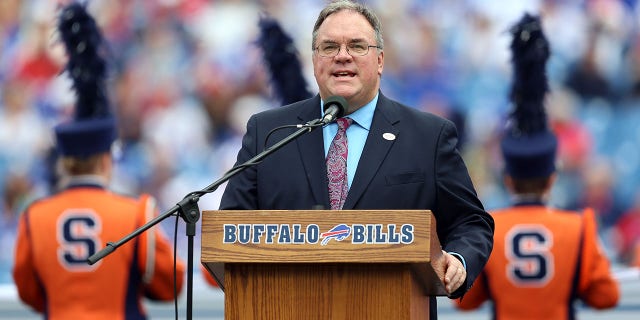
[314,41,381,58]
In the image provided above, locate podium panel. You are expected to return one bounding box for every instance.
[201,210,446,320]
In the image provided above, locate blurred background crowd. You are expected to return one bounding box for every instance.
[2,0,640,286]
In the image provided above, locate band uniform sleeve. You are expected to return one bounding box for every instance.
[577,207,620,308]
[137,195,186,300]
[12,210,46,312]
[453,271,489,310]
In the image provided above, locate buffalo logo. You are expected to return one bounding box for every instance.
[320,224,351,245]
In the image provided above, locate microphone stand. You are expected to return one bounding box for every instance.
[87,118,324,320]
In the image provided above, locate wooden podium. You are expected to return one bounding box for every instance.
[201,210,447,320]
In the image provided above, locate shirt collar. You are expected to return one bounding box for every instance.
[511,194,546,206]
[320,93,378,130]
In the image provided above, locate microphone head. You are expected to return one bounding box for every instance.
[323,96,348,118]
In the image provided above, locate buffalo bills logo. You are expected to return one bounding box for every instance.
[320,224,351,245]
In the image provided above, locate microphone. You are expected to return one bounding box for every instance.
[321,96,348,124]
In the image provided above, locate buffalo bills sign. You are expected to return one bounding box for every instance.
[223,223,414,245]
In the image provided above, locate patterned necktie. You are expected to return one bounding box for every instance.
[327,117,353,210]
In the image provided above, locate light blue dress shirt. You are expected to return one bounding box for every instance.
[322,94,378,189]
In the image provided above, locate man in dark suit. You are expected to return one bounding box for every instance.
[219,1,494,316]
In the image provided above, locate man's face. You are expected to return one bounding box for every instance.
[312,10,384,112]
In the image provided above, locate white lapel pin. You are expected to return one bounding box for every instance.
[382,133,396,141]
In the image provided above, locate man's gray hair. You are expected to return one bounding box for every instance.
[312,0,384,51]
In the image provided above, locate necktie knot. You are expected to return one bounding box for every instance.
[336,117,352,131]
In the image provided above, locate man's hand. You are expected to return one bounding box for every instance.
[433,250,467,295]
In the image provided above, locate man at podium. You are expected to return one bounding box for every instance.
[219,1,494,317]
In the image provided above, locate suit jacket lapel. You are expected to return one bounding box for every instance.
[295,95,330,209]
[343,94,400,209]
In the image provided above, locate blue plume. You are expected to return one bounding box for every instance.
[57,2,111,120]
[508,13,550,135]
[257,15,312,105]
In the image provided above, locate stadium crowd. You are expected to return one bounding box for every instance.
[2,0,640,284]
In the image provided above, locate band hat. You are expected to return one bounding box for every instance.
[501,13,557,179]
[54,2,116,157]
[55,117,116,157]
[257,14,312,105]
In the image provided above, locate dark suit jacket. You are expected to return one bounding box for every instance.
[219,92,494,311]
